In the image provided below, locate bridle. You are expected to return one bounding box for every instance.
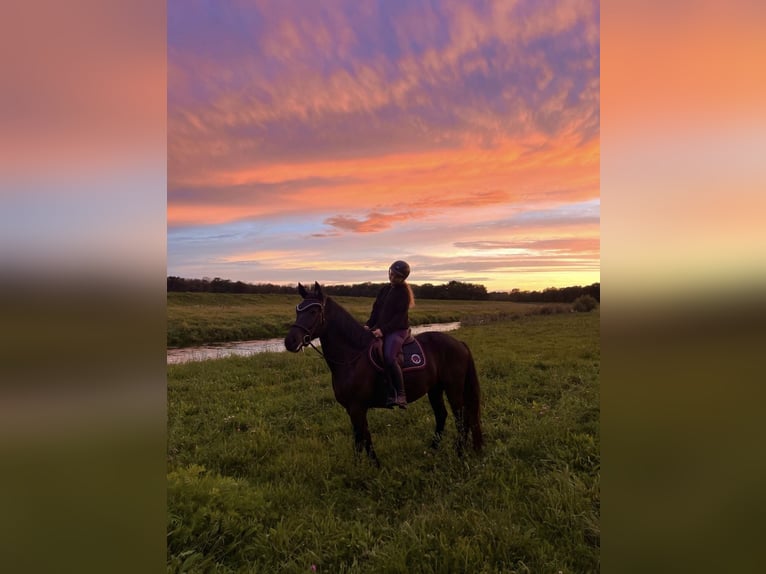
[290,297,366,366]
[291,298,326,354]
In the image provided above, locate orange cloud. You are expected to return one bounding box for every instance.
[324,210,427,233]
[455,237,600,255]
[168,130,598,227]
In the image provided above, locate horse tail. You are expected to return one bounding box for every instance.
[462,342,483,452]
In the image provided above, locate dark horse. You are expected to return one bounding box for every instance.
[284,281,483,466]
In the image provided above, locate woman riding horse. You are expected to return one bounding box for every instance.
[284,281,483,466]
[364,260,415,409]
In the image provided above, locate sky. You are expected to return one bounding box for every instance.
[167,0,600,292]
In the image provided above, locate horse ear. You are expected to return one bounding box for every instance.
[298,282,308,298]
[314,281,323,298]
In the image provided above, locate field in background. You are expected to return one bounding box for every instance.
[167,292,571,347]
[168,310,600,572]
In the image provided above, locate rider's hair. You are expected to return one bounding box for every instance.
[404,281,415,308]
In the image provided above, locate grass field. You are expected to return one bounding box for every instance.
[167,301,600,573]
[167,292,568,347]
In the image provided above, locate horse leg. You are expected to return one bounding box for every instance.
[444,385,468,457]
[348,406,380,468]
[427,387,448,449]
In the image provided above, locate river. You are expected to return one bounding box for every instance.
[167,322,461,365]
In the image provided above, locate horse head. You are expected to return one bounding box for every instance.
[284,281,327,352]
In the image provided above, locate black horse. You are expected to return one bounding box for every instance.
[284,281,483,466]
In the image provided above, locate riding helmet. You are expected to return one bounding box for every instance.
[389,260,411,279]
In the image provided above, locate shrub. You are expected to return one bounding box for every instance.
[572,295,598,312]
[536,305,567,315]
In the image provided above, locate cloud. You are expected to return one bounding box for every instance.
[167,0,600,291]
[317,190,515,235]
[412,189,510,209]
[455,237,600,254]
[324,210,424,233]
[324,214,389,233]
[168,0,599,182]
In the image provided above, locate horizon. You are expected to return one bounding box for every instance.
[168,274,600,294]
[168,1,600,293]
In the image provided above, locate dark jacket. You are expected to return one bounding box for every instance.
[365,283,410,335]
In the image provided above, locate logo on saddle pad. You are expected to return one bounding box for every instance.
[368,335,427,372]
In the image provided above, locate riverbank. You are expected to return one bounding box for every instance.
[168,292,564,348]
[167,322,461,364]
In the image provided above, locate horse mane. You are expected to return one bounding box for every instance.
[324,296,372,349]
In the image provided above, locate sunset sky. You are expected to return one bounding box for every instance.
[167,0,600,292]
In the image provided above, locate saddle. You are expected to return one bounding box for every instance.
[368,330,427,373]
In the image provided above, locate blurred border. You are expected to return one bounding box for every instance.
[602,0,766,571]
[2,0,764,572]
[0,1,166,572]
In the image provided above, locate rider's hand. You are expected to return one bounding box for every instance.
[372,328,383,338]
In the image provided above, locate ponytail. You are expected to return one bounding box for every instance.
[405,282,415,308]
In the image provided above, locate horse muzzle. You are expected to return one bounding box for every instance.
[284,334,303,353]
[284,328,313,353]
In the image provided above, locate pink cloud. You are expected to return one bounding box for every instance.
[455,237,600,255]
[324,211,423,233]
[315,189,515,235]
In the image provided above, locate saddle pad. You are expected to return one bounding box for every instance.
[369,337,427,372]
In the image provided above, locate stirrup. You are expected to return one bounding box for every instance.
[385,391,406,409]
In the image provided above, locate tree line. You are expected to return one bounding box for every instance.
[489,283,600,303]
[167,276,599,303]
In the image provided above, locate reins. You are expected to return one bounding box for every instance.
[306,338,326,359]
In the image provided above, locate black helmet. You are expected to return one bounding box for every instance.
[389,260,411,279]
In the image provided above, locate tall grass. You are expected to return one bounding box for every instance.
[168,311,599,573]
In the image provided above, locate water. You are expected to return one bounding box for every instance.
[167,322,461,365]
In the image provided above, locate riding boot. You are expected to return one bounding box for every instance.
[383,370,396,409]
[386,362,407,410]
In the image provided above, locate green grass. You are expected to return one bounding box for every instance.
[167,293,298,347]
[168,292,569,347]
[168,311,600,573]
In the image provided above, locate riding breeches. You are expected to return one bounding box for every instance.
[383,329,408,366]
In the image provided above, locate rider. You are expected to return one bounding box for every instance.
[364,260,415,409]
